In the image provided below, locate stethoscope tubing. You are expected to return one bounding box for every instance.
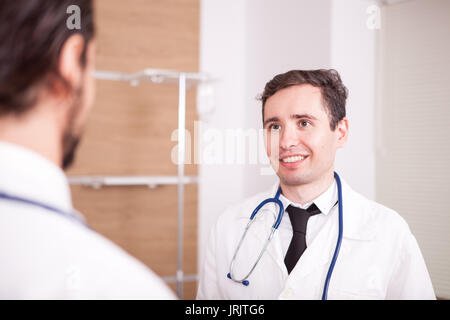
[0,191,88,228]
[321,172,343,300]
[227,195,284,286]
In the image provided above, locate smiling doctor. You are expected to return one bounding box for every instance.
[197,69,435,300]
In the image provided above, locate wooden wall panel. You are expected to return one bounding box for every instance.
[94,0,199,72]
[168,281,198,301]
[67,0,200,299]
[67,81,198,176]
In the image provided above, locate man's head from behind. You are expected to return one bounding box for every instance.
[260,69,349,187]
[0,0,95,169]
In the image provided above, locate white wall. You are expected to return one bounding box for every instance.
[198,0,378,272]
[331,0,378,199]
[243,0,332,197]
[198,0,249,272]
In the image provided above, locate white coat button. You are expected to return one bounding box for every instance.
[281,287,293,299]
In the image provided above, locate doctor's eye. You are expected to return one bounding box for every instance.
[269,124,281,131]
[299,120,311,128]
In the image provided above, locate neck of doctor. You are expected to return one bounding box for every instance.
[0,102,64,168]
[280,168,335,206]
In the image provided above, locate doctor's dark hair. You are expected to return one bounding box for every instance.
[0,0,95,116]
[258,69,348,131]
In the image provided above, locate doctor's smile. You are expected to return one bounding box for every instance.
[279,154,308,169]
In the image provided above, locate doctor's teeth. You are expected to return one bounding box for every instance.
[281,156,305,163]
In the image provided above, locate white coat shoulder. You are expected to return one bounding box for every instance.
[341,181,411,240]
[217,189,274,224]
[0,204,176,299]
[339,182,435,299]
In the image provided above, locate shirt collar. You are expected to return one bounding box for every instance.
[278,179,338,216]
[0,141,74,215]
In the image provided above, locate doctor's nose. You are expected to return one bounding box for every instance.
[279,124,300,150]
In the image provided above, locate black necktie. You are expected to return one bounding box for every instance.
[284,204,321,274]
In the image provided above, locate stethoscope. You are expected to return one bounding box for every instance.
[227,171,343,300]
[0,191,88,228]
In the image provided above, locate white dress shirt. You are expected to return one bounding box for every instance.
[278,180,338,257]
[0,141,175,299]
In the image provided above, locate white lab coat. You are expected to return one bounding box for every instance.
[197,178,435,300]
[0,141,176,299]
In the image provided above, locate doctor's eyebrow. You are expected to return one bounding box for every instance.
[263,117,280,127]
[291,113,318,121]
[263,114,318,127]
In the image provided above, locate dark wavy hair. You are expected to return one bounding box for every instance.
[0,0,95,116]
[258,69,348,130]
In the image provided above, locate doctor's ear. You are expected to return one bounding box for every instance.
[53,34,86,98]
[335,117,349,148]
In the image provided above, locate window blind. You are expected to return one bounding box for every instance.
[377,0,450,299]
